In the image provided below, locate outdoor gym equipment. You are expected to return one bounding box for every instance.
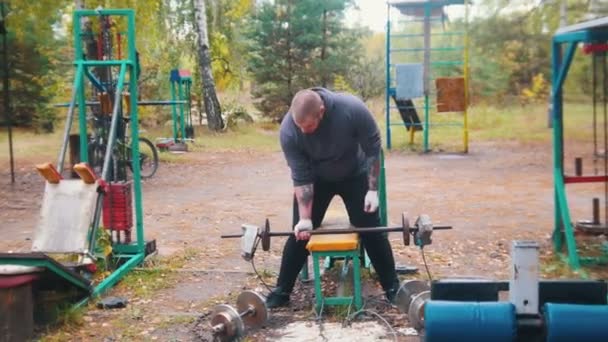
[220,213,452,261]
[155,69,194,152]
[424,241,608,341]
[210,290,268,342]
[551,16,608,272]
[385,0,470,152]
[0,9,156,340]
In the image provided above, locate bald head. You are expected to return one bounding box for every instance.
[289,89,325,134]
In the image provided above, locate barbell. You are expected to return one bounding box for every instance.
[221,212,452,260]
[210,290,268,341]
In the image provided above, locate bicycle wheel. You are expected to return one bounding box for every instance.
[129,137,159,179]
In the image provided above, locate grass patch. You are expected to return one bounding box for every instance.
[2,100,597,160]
[190,124,279,152]
[0,127,63,163]
[365,98,597,152]
[116,247,200,297]
[155,314,198,329]
[38,305,88,342]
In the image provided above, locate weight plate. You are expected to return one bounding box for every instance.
[262,219,271,251]
[395,280,429,313]
[210,304,244,341]
[402,212,410,246]
[237,290,268,328]
[408,290,430,330]
[575,220,608,235]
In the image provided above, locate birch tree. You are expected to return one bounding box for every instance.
[193,0,224,131]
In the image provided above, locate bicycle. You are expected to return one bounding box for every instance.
[88,113,159,180]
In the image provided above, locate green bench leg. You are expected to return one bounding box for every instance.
[311,249,363,315]
[313,253,323,313]
[352,250,363,310]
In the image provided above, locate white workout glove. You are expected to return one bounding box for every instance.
[364,190,379,213]
[294,219,313,240]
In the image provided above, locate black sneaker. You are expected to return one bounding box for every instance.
[385,278,401,304]
[266,288,290,308]
[385,287,398,304]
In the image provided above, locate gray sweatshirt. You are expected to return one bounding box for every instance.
[279,87,381,186]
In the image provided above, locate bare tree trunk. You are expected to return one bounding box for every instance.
[193,0,224,131]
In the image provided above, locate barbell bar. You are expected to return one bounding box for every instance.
[210,290,268,342]
[222,213,452,259]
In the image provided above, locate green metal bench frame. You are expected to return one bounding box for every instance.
[311,248,363,313]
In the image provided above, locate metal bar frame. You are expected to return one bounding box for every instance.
[0,8,148,311]
[0,254,91,293]
[551,26,608,273]
[385,1,469,153]
[71,8,146,304]
[312,249,363,314]
[170,76,179,142]
[179,78,186,141]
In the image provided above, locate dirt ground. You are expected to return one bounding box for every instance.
[1,138,605,341]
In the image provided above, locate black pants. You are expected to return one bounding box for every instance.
[275,173,399,294]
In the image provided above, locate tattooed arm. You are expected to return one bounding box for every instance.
[293,183,314,239]
[294,183,314,220]
[279,126,315,237]
[367,155,380,192]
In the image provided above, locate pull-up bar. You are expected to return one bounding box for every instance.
[53,100,187,107]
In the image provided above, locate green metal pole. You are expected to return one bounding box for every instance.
[552,40,563,254]
[379,150,388,226]
[551,40,582,270]
[179,80,186,141]
[73,12,89,162]
[78,252,144,307]
[186,80,192,129]
[127,10,145,254]
[170,80,178,142]
[423,4,431,153]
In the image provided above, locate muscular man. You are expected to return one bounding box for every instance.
[266,87,400,308]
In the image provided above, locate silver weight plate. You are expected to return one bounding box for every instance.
[237,290,268,328]
[395,279,430,313]
[408,290,430,330]
[210,304,245,341]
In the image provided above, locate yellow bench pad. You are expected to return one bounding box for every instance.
[306,233,359,252]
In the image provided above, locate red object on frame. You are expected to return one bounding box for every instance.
[102,181,133,231]
[582,44,608,55]
[564,175,608,184]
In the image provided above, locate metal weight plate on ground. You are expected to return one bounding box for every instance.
[402,212,411,246]
[395,279,429,313]
[575,220,608,235]
[236,290,268,328]
[210,304,244,341]
[408,290,430,330]
[262,219,271,251]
